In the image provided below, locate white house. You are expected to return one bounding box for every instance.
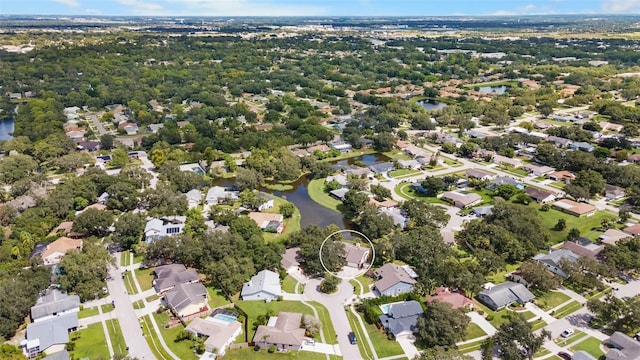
[205,186,238,205]
[533,249,580,279]
[240,270,282,302]
[144,217,186,243]
[184,189,203,209]
[30,290,80,323]
[257,193,275,212]
[185,314,242,356]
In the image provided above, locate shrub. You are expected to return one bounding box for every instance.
[486,315,494,321]
[253,345,261,352]
[268,345,276,353]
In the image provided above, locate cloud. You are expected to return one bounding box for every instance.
[489,3,556,15]
[601,0,640,12]
[163,0,329,16]
[116,0,165,14]
[52,0,80,6]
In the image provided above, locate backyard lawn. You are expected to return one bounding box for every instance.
[308,178,342,212]
[69,323,110,360]
[236,300,316,341]
[485,263,521,284]
[153,311,198,360]
[206,285,230,309]
[135,267,155,291]
[282,275,298,293]
[223,347,342,360]
[465,323,487,340]
[359,319,404,358]
[570,336,605,358]
[531,204,616,244]
[106,319,127,356]
[534,291,571,310]
[263,195,302,242]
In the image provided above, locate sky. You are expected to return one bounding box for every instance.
[3,0,640,17]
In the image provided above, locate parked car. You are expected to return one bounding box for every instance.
[558,351,572,360]
[561,329,574,338]
[348,332,357,345]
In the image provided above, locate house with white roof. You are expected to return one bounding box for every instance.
[25,313,78,359]
[533,249,580,279]
[205,186,239,205]
[144,217,186,243]
[31,289,80,323]
[241,270,282,302]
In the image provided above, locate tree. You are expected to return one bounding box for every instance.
[279,202,295,218]
[235,168,264,191]
[319,273,341,294]
[517,260,562,291]
[205,256,255,296]
[112,212,145,250]
[72,208,114,237]
[537,101,554,118]
[0,154,37,184]
[564,184,590,201]
[572,170,605,197]
[554,218,567,231]
[567,228,580,241]
[301,314,322,337]
[106,182,139,212]
[413,301,470,349]
[290,225,346,276]
[346,177,368,191]
[370,184,392,201]
[441,142,457,154]
[493,314,551,360]
[150,148,167,168]
[420,177,446,196]
[373,132,396,152]
[343,190,369,217]
[109,148,129,168]
[239,189,265,211]
[100,134,114,150]
[494,184,519,200]
[58,242,114,301]
[358,205,395,239]
[401,200,450,229]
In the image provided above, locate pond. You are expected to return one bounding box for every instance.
[478,85,507,95]
[211,153,390,230]
[418,100,448,111]
[0,118,14,141]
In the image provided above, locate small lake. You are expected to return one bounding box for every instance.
[211,153,389,230]
[0,118,14,141]
[418,100,448,111]
[478,85,507,95]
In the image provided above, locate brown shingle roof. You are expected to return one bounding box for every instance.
[253,312,306,346]
[42,237,83,262]
[373,263,416,293]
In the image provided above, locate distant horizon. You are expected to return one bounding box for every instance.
[3,0,640,17]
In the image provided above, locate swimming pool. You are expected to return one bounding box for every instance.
[379,304,390,314]
[213,314,237,322]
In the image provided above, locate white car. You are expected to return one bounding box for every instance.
[561,329,574,338]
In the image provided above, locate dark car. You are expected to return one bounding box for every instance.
[348,332,357,345]
[558,351,571,360]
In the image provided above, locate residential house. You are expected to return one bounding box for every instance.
[533,249,580,279]
[546,136,573,148]
[179,163,206,174]
[185,312,242,355]
[398,159,421,170]
[25,313,78,359]
[308,144,330,153]
[628,154,640,163]
[553,199,596,217]
[623,224,640,237]
[38,237,83,266]
[573,351,598,360]
[329,188,349,201]
[241,270,282,302]
[378,301,424,340]
[153,263,200,293]
[477,281,535,310]
[326,174,348,187]
[281,247,301,271]
[467,129,489,139]
[562,238,604,259]
[605,184,625,201]
[426,287,474,310]
[184,189,203,209]
[488,177,525,190]
[330,143,353,153]
[369,197,399,209]
[257,193,275,212]
[604,332,640,360]
[569,142,595,152]
[524,164,556,176]
[254,312,306,351]
[493,155,522,168]
[599,229,632,246]
[472,205,494,217]
[549,170,576,183]
[373,263,417,296]
[369,162,395,174]
[343,243,370,269]
[30,290,80,323]
[97,192,109,205]
[248,212,284,233]
[77,141,101,152]
[380,207,407,228]
[205,186,239,205]
[41,350,71,360]
[466,169,495,181]
[144,217,186,243]
[147,123,165,133]
[164,282,208,318]
[344,166,373,178]
[441,191,482,209]
[118,122,139,135]
[525,187,558,204]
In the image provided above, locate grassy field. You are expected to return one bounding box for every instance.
[383,150,412,161]
[473,301,535,328]
[307,178,342,212]
[206,285,230,309]
[223,347,342,360]
[135,268,155,292]
[123,271,138,294]
[458,338,486,353]
[120,250,130,266]
[106,319,127,356]
[362,320,404,358]
[70,323,110,360]
[485,263,521,284]
[533,204,616,244]
[307,301,337,345]
[282,275,298,293]
[552,300,582,318]
[534,291,571,311]
[263,183,294,191]
[346,310,375,360]
[101,303,115,313]
[394,182,450,205]
[263,195,302,242]
[465,323,487,341]
[570,336,605,358]
[78,306,99,319]
[140,315,173,360]
[388,168,422,178]
[132,300,145,309]
[236,300,316,341]
[153,311,198,360]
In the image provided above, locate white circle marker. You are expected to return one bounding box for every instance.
[319,229,375,280]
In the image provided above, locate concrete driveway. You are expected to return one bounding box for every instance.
[303,278,362,360]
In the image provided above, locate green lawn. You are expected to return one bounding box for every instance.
[457,338,486,353]
[140,315,173,360]
[473,301,534,328]
[388,168,422,178]
[101,303,115,313]
[531,318,547,331]
[153,311,198,360]
[120,250,130,266]
[106,319,127,356]
[534,291,571,311]
[363,320,404,358]
[465,323,487,341]
[485,263,521,284]
[123,271,138,294]
[282,275,298,293]
[206,285,230,309]
[394,182,450,205]
[133,253,144,264]
[78,306,99,319]
[555,330,587,347]
[308,178,342,212]
[351,275,373,295]
[570,336,605,358]
[552,300,582,318]
[133,300,145,309]
[135,267,155,291]
[223,347,342,360]
[585,287,612,300]
[533,204,616,244]
[146,294,161,302]
[69,323,110,360]
[307,301,337,344]
[383,150,412,161]
[346,310,375,360]
[498,166,528,177]
[263,183,294,191]
[236,300,316,341]
[263,195,302,242]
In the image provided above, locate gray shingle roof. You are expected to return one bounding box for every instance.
[165,282,207,312]
[478,281,535,309]
[27,313,78,351]
[378,301,424,336]
[241,270,282,299]
[533,249,580,268]
[154,264,200,292]
[30,289,80,321]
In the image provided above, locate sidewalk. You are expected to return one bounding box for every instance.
[466,311,497,336]
[524,302,557,324]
